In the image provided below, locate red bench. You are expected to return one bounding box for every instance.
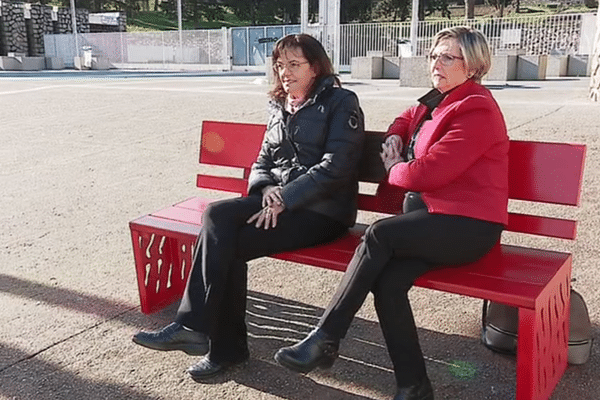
[129,120,586,400]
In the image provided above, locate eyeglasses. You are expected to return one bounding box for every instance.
[275,61,310,73]
[428,53,464,66]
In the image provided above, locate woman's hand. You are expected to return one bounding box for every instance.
[261,185,284,208]
[247,202,286,230]
[380,135,404,172]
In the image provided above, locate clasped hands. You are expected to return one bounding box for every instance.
[247,185,286,229]
[380,134,405,172]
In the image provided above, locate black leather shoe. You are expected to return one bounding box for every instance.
[274,329,339,373]
[187,353,249,381]
[393,376,434,400]
[132,322,208,356]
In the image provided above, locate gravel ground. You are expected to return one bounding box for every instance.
[0,71,598,400]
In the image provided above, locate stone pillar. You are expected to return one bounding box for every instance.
[27,4,49,56]
[0,2,28,55]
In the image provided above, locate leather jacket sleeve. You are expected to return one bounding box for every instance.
[248,118,280,194]
[280,92,365,211]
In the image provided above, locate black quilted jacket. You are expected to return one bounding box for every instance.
[248,76,365,227]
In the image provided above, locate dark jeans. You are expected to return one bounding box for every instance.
[318,194,503,387]
[176,195,347,363]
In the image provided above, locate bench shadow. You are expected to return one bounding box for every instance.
[0,342,159,400]
[239,291,600,400]
[236,291,519,400]
[3,272,596,399]
[0,273,153,328]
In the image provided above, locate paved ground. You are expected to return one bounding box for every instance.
[0,70,598,400]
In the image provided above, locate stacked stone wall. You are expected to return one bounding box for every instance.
[0,3,94,57]
[1,2,28,54]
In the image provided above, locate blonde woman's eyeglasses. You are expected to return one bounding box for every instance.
[275,61,310,72]
[428,53,464,67]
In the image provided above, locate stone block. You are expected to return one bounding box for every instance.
[45,57,65,70]
[74,56,87,70]
[351,56,383,79]
[366,50,392,58]
[516,55,547,80]
[0,56,22,70]
[399,56,430,87]
[382,56,400,79]
[567,55,590,77]
[91,56,112,70]
[20,56,45,70]
[486,55,517,81]
[546,55,568,77]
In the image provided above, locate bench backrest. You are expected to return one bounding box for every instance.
[198,120,586,240]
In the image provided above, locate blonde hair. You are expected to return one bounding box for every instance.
[431,26,491,82]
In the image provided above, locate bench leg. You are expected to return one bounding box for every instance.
[130,226,196,314]
[515,266,571,400]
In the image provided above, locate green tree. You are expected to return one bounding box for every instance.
[419,0,451,20]
[372,0,410,21]
[159,0,226,26]
[487,0,513,17]
[223,0,279,25]
[341,0,373,23]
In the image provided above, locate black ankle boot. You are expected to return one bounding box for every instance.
[393,376,434,400]
[274,329,339,373]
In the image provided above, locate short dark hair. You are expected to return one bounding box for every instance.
[269,34,340,102]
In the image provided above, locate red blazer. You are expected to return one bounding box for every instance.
[385,80,509,225]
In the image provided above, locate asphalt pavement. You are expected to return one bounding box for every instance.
[0,70,598,400]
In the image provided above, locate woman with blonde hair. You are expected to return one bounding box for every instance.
[275,26,508,400]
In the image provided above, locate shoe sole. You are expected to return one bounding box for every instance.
[274,351,335,374]
[188,356,249,382]
[132,337,208,356]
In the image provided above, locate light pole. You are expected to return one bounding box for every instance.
[70,0,79,58]
[410,0,419,56]
[177,0,183,62]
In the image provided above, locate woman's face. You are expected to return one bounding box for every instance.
[275,47,317,99]
[430,38,470,93]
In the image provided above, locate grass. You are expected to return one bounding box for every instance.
[127,5,597,32]
[127,9,252,32]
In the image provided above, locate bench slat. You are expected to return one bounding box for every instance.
[139,200,571,310]
[200,121,264,168]
[508,141,586,206]
[507,212,577,240]
[197,174,249,195]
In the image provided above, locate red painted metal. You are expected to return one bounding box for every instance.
[129,121,586,400]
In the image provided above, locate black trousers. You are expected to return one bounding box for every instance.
[176,195,347,363]
[318,198,503,387]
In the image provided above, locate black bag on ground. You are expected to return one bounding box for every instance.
[481,289,593,365]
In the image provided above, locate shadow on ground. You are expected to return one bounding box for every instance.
[2,273,598,400]
[0,343,159,400]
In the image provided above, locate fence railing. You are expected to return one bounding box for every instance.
[44,12,596,70]
[340,13,594,66]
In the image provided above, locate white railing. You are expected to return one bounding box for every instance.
[339,13,595,67]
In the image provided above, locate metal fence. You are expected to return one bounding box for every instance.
[44,12,596,70]
[45,28,229,68]
[340,13,595,66]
